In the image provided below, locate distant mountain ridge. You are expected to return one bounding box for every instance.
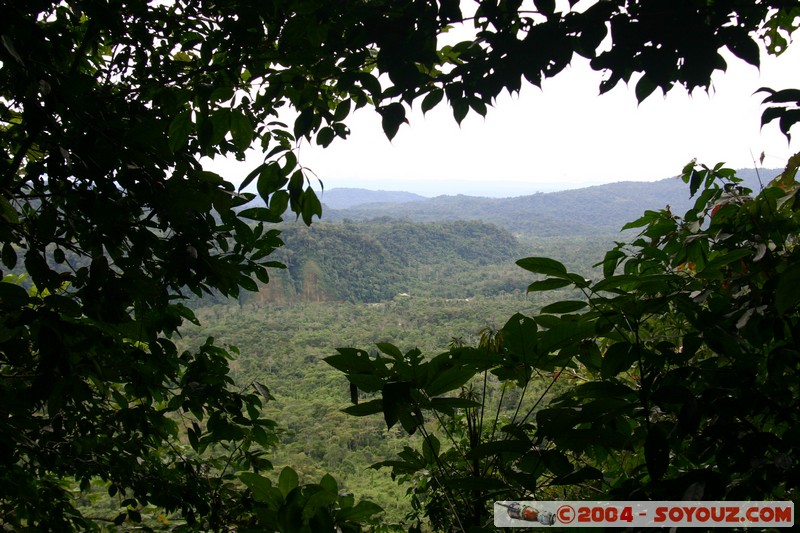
[319,188,427,209]
[320,169,781,236]
[216,168,782,305]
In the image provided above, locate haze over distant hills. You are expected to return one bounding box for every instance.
[219,168,782,305]
[316,178,592,197]
[318,188,427,209]
[319,169,780,236]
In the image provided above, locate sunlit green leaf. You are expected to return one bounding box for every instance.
[278,466,299,498]
[240,472,276,503]
[621,210,660,231]
[302,489,337,522]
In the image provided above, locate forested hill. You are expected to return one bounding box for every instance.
[230,220,525,305]
[321,169,780,235]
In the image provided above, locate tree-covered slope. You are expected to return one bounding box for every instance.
[237,220,526,304]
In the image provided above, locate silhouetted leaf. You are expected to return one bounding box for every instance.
[540,300,587,314]
[516,257,568,277]
[0,281,29,306]
[325,348,375,373]
[230,110,253,150]
[421,89,444,114]
[776,263,800,314]
[725,28,760,67]
[426,366,478,396]
[552,466,604,485]
[257,164,286,202]
[534,0,556,15]
[382,381,412,429]
[1,242,16,269]
[466,439,532,460]
[442,477,507,491]
[294,107,315,139]
[343,399,383,417]
[541,449,574,476]
[380,103,407,140]
[168,111,192,152]
[301,188,322,225]
[527,278,571,292]
[316,126,335,147]
[601,342,637,379]
[337,501,383,522]
[635,75,657,103]
[645,426,669,480]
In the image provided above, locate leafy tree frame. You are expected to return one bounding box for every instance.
[1,0,798,529]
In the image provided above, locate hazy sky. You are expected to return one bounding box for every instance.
[211,42,799,198]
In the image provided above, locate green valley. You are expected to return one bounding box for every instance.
[172,169,790,527]
[178,201,622,525]
[176,176,736,525]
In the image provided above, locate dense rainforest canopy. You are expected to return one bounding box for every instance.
[1,0,799,530]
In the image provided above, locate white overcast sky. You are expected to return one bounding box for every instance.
[212,41,799,197]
